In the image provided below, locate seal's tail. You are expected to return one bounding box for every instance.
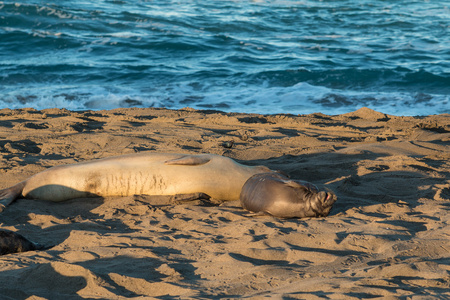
[0,182,25,212]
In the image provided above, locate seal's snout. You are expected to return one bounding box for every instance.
[323,188,337,205]
[326,192,335,202]
[310,190,336,218]
[320,191,330,202]
[318,190,337,205]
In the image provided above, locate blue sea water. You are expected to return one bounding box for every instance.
[1,1,449,116]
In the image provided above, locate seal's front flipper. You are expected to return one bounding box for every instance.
[171,192,211,204]
[164,155,211,166]
[0,182,25,212]
[170,193,223,207]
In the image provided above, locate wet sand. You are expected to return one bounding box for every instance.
[0,107,449,299]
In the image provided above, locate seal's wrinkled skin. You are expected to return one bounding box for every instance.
[240,173,336,218]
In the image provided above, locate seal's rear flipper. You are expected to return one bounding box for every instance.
[0,182,25,212]
[164,155,211,166]
[243,211,270,218]
[0,229,49,255]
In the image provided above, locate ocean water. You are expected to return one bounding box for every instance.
[1,1,449,116]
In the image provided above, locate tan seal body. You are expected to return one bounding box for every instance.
[0,153,270,210]
[240,173,337,218]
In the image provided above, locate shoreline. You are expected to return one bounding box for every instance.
[0,106,449,298]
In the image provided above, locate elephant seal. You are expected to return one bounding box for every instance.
[0,230,45,255]
[240,173,336,218]
[0,152,271,211]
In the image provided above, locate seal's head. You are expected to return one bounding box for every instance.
[240,172,336,218]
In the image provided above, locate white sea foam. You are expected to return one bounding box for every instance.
[1,82,447,116]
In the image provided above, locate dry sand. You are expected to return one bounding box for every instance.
[0,107,449,299]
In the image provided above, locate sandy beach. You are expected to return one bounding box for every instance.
[0,107,449,299]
